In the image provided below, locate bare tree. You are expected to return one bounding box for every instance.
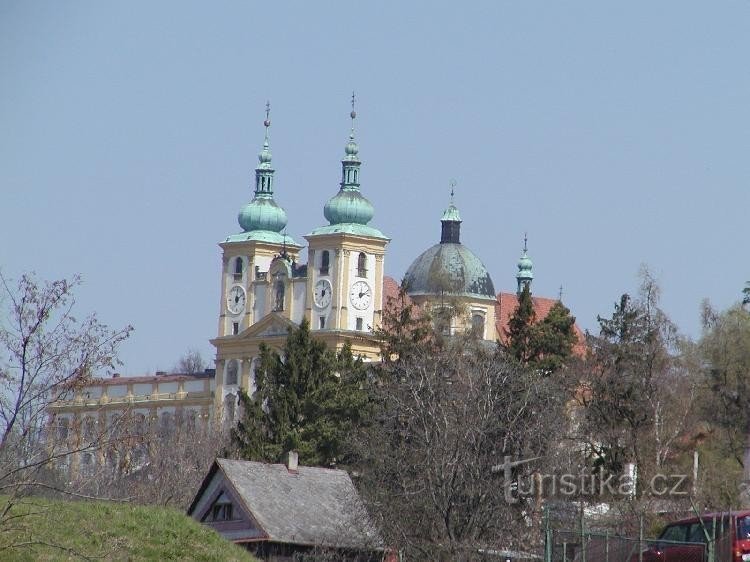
[72,413,229,510]
[352,336,564,561]
[173,349,206,375]
[0,272,132,550]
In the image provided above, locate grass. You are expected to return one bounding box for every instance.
[0,496,259,561]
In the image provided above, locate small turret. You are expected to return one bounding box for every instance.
[516,234,534,294]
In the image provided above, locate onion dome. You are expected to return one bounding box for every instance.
[309,98,387,240]
[404,194,496,300]
[516,234,534,294]
[226,103,297,246]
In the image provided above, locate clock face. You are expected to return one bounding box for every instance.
[349,280,372,311]
[226,285,246,315]
[314,279,332,309]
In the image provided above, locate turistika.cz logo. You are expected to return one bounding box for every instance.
[492,456,689,504]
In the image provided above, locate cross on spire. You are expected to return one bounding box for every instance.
[558,284,564,301]
[449,179,456,203]
[350,91,357,135]
[523,232,528,253]
[263,101,271,141]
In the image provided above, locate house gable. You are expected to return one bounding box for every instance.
[188,462,267,543]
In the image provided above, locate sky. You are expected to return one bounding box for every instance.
[1,1,749,375]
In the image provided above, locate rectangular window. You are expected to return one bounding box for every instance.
[319,316,326,330]
[355,317,363,331]
[232,322,239,335]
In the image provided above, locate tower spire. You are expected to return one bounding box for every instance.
[236,102,290,237]
[341,94,361,189]
[516,233,534,294]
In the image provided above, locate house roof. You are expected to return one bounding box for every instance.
[194,458,381,549]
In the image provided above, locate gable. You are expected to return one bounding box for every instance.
[240,312,296,339]
[189,463,267,543]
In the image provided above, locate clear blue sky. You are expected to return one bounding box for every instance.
[2,1,748,375]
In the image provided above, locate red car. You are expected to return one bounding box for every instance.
[636,511,750,562]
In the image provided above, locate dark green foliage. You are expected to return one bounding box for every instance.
[504,285,576,374]
[535,300,577,373]
[505,284,537,364]
[231,319,369,467]
[743,282,750,307]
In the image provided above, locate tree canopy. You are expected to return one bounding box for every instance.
[231,319,369,467]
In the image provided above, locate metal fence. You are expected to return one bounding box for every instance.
[543,509,736,562]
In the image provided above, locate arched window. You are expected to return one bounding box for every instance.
[234,257,243,277]
[225,359,238,386]
[471,313,485,338]
[357,252,367,277]
[320,250,330,275]
[274,280,285,311]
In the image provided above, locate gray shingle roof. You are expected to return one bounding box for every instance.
[216,458,381,549]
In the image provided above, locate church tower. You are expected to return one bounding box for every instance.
[516,235,534,294]
[216,104,301,338]
[304,99,389,344]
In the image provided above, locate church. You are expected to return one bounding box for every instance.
[47,103,579,443]
[208,102,581,422]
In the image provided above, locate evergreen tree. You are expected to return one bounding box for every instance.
[534,300,577,374]
[504,285,577,375]
[504,283,536,364]
[231,319,369,467]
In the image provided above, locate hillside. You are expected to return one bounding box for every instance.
[1,496,258,561]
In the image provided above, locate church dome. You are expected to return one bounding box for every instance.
[404,243,496,299]
[517,253,533,275]
[323,190,375,225]
[404,197,495,300]
[238,197,288,233]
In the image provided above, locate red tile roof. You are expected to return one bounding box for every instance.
[382,277,585,355]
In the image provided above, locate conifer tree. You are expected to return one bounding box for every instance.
[534,300,577,374]
[504,283,537,364]
[504,285,577,374]
[231,319,369,467]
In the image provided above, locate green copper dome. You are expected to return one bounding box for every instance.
[516,252,533,278]
[404,243,496,299]
[323,189,375,225]
[238,196,288,233]
[405,199,495,300]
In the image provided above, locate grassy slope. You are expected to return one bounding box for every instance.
[1,497,258,561]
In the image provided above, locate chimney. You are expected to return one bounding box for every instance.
[286,450,298,473]
[112,373,120,378]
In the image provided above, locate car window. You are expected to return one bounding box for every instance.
[688,522,709,543]
[660,524,689,542]
[738,516,750,540]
